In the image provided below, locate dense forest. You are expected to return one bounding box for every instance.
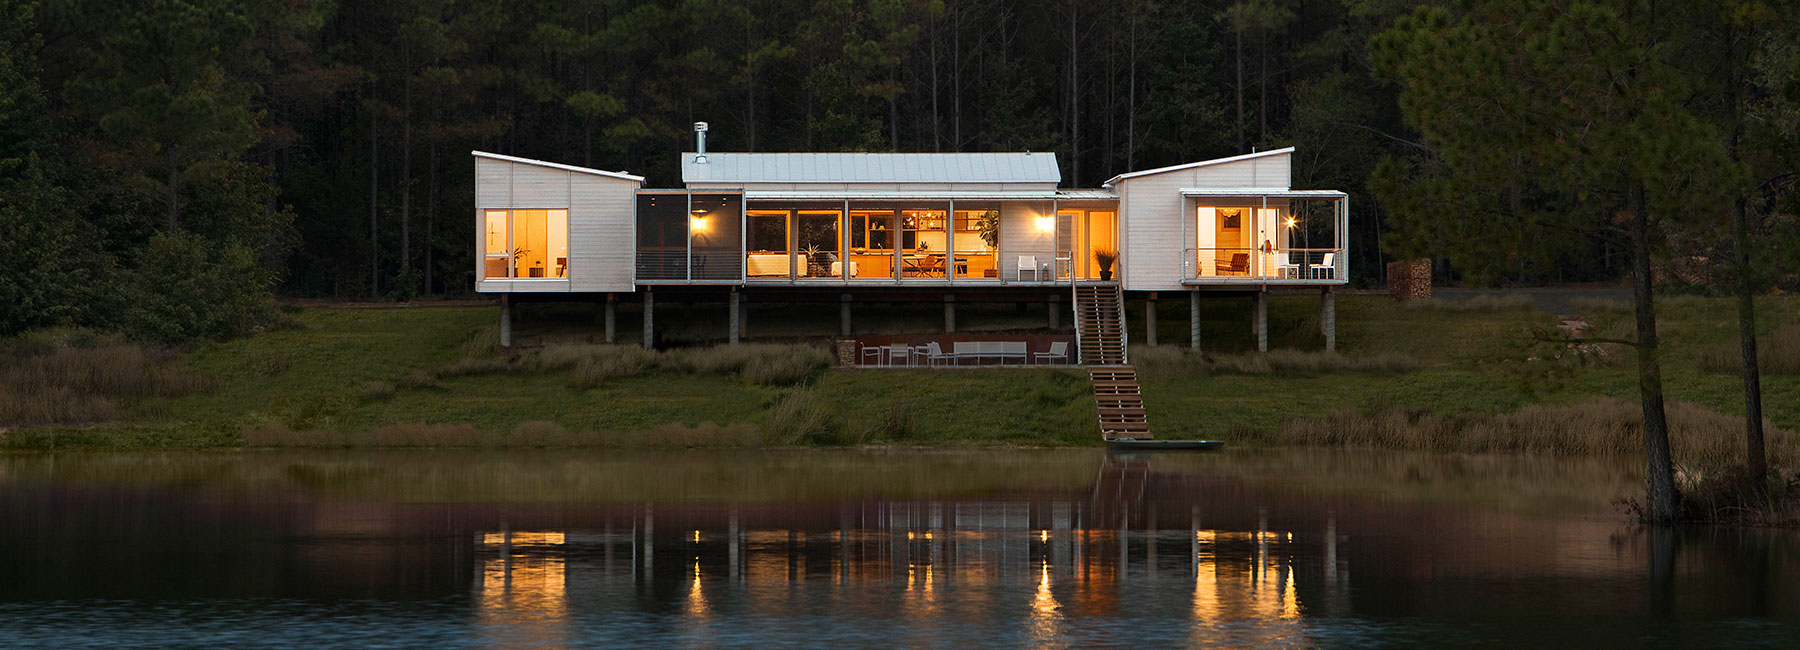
[0,0,1795,342]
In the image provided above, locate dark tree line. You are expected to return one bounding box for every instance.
[1,0,1794,345]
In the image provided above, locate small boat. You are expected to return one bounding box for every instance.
[1104,438,1225,451]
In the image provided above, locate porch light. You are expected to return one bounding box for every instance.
[1285,217,1297,229]
[690,215,711,232]
[1036,216,1055,231]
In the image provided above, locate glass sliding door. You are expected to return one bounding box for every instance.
[953,204,1000,281]
[746,209,791,279]
[899,205,949,279]
[1078,210,1117,280]
[848,207,896,279]
[795,209,842,280]
[636,193,689,280]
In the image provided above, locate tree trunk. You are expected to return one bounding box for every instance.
[1234,26,1245,154]
[1067,2,1079,186]
[369,98,380,299]
[400,57,413,285]
[1733,193,1766,483]
[425,132,438,296]
[166,151,180,233]
[1630,185,1679,523]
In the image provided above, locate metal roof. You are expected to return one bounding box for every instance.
[683,152,1061,184]
[741,189,1116,201]
[1103,147,1295,186]
[472,151,645,182]
[1178,188,1344,198]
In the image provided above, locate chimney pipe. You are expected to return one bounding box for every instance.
[694,122,709,164]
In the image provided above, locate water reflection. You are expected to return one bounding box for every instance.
[1,449,1798,648]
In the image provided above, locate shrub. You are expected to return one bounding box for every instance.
[119,232,278,344]
[763,391,834,445]
[0,332,213,426]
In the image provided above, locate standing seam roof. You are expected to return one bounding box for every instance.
[682,152,1061,184]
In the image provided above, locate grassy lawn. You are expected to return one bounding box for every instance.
[4,291,1796,450]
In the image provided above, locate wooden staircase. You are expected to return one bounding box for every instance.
[1074,285,1127,365]
[1075,284,1149,440]
[1090,365,1150,440]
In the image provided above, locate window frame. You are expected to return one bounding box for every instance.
[482,208,571,281]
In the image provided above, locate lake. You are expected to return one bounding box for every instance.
[1,448,1796,648]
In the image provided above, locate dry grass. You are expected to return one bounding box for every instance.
[1401,295,1536,312]
[1268,399,1796,470]
[1,330,214,427]
[763,390,834,445]
[1133,345,1423,379]
[242,420,762,448]
[525,342,832,388]
[1698,321,1800,375]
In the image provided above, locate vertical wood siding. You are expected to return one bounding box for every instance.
[474,156,640,293]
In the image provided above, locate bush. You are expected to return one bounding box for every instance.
[0,331,213,426]
[119,232,278,345]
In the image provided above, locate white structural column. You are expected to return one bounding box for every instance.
[642,288,655,349]
[729,289,741,344]
[1257,292,1270,352]
[1321,287,1336,352]
[603,294,617,344]
[944,295,956,333]
[1189,289,1202,350]
[499,293,513,348]
[1145,291,1158,346]
[840,293,852,336]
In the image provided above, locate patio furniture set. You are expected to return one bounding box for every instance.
[859,341,1070,367]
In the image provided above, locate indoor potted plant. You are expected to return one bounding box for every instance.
[1094,248,1117,281]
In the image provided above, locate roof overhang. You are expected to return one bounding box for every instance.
[1179,188,1345,198]
[1103,147,1296,186]
[472,151,645,182]
[740,190,1115,201]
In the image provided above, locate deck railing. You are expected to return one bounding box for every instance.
[1182,247,1341,280]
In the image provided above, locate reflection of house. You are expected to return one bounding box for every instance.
[473,123,1346,352]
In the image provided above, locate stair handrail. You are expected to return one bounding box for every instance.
[1115,286,1129,364]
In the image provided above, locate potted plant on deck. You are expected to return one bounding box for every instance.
[1094,248,1117,281]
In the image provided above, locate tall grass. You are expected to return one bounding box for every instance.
[1,330,213,426]
[1401,295,1536,312]
[1266,399,1795,470]
[527,342,832,388]
[1698,321,1800,375]
[243,420,762,448]
[1132,345,1423,379]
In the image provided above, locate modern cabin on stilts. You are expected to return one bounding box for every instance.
[472,124,1350,442]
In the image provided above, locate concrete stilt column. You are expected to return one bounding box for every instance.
[944,295,956,333]
[840,293,852,336]
[1320,287,1337,352]
[642,288,655,349]
[1048,294,1061,330]
[603,294,617,344]
[729,289,741,344]
[499,293,513,348]
[1254,291,1268,353]
[1189,289,1202,350]
[1145,291,1159,347]
[738,292,749,339]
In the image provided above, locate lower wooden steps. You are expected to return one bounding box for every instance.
[1089,365,1150,440]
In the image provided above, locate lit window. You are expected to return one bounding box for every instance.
[484,209,568,279]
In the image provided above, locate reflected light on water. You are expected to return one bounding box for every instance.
[478,530,569,649]
[1030,560,1063,648]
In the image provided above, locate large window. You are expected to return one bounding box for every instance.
[636,193,689,280]
[953,206,999,280]
[483,209,568,279]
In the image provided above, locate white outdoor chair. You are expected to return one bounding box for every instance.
[1000,342,1027,364]
[1016,255,1039,281]
[1277,252,1301,279]
[884,343,911,367]
[859,344,884,366]
[1312,253,1336,279]
[917,342,953,367]
[1033,341,1069,364]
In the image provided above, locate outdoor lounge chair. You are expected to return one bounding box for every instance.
[1311,252,1336,279]
[916,342,954,367]
[999,342,1027,364]
[1033,341,1069,364]
[1216,253,1249,276]
[1016,255,1039,281]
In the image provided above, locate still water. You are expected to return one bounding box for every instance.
[1,448,1796,648]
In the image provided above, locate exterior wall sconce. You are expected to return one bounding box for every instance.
[1036,216,1055,232]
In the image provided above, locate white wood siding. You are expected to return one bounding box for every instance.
[1118,152,1293,291]
[998,201,1055,280]
[474,156,641,293]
